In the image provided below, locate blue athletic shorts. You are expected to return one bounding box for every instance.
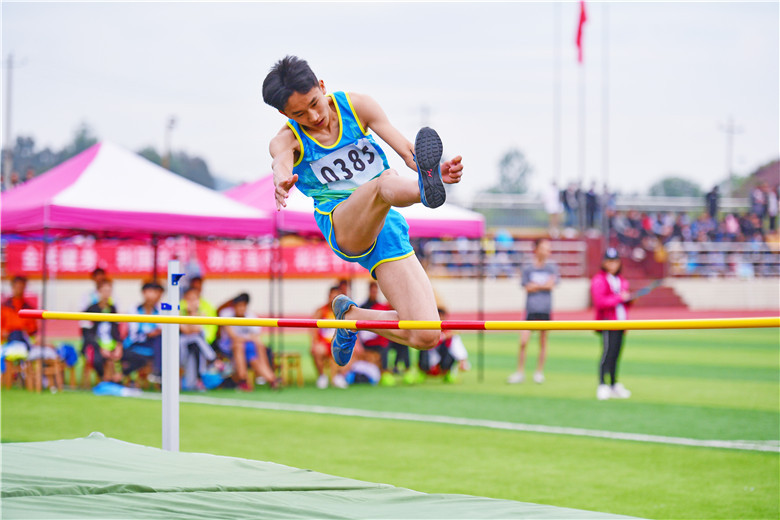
[314,198,416,279]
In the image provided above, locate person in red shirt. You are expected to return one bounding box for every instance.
[1,276,38,348]
[311,286,348,389]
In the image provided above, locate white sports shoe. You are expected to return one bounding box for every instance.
[316,374,328,389]
[597,384,612,400]
[332,374,348,389]
[611,383,632,399]
[533,372,545,384]
[507,372,525,384]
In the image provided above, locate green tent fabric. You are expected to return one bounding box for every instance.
[2,433,638,519]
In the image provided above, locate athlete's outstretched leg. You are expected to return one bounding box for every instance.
[331,169,422,256]
[343,255,440,350]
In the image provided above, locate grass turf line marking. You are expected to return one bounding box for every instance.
[133,393,779,453]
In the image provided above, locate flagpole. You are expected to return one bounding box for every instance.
[602,2,610,191]
[553,2,562,184]
[576,0,588,232]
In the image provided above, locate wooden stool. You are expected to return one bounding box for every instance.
[2,359,32,390]
[28,359,64,393]
[66,365,78,388]
[81,359,98,389]
[274,352,304,388]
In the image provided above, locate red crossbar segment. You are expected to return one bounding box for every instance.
[276,318,317,328]
[442,320,487,331]
[19,309,44,319]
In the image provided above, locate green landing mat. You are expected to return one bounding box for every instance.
[1,433,638,519]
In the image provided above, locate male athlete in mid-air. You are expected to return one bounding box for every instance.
[262,56,463,365]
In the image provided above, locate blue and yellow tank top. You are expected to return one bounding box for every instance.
[287,91,390,208]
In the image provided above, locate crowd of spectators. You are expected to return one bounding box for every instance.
[608,183,778,249]
[2,268,468,392]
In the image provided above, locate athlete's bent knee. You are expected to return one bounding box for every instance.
[410,330,440,350]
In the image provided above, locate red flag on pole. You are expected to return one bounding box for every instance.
[576,0,588,63]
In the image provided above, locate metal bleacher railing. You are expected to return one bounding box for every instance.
[666,241,780,277]
[469,193,751,230]
[421,240,587,278]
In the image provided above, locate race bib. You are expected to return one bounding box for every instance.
[310,138,385,190]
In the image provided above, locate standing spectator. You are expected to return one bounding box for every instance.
[507,238,559,385]
[751,184,767,228]
[590,248,631,401]
[8,171,21,189]
[24,167,35,183]
[585,183,599,229]
[705,186,720,219]
[543,181,563,238]
[122,281,164,383]
[767,185,778,233]
[82,279,122,382]
[1,276,38,348]
[179,286,218,391]
[310,286,348,389]
[218,293,278,391]
[563,183,580,229]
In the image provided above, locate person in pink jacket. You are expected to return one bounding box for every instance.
[590,248,632,401]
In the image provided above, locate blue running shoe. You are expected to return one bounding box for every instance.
[331,294,357,366]
[414,127,445,208]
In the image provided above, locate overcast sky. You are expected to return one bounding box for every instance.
[2,1,778,202]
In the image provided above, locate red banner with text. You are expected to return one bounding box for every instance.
[3,240,364,278]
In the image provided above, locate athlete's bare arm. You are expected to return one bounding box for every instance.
[269,126,300,210]
[349,92,464,184]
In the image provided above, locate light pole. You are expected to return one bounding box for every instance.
[2,54,15,190]
[719,116,743,196]
[163,116,177,170]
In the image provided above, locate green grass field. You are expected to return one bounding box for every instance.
[3,329,778,519]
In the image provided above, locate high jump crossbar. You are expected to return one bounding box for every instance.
[18,309,780,331]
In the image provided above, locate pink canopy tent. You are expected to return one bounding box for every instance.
[1,142,274,239]
[225,173,485,238]
[1,142,276,348]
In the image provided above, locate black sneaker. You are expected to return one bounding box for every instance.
[414,127,445,208]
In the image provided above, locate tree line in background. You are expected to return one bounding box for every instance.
[7,124,777,197]
[485,147,777,198]
[7,124,226,190]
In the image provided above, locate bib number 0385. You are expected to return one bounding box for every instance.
[311,138,386,189]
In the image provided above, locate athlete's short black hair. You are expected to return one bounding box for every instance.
[262,56,319,112]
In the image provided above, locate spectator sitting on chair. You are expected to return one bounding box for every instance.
[182,276,217,332]
[82,279,122,382]
[79,268,116,347]
[180,286,218,391]
[2,276,38,349]
[311,286,348,389]
[414,308,469,384]
[217,293,278,391]
[357,281,396,386]
[122,281,164,383]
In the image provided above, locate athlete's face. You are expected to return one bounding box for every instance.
[282,82,329,130]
